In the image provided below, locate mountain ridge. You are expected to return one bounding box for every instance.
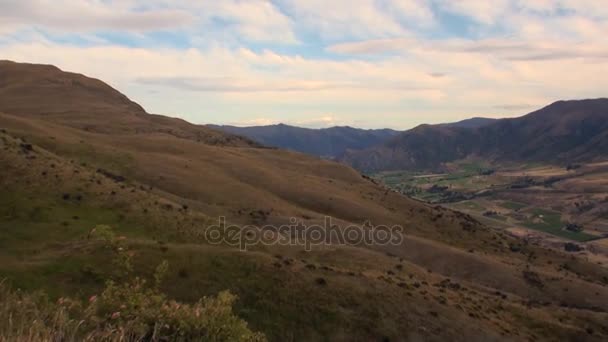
[342,98,608,172]
[209,123,399,158]
[442,117,497,128]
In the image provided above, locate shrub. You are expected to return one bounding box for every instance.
[85,277,265,341]
[565,223,583,232]
[0,225,266,341]
[564,243,582,252]
[522,270,544,288]
[0,280,265,342]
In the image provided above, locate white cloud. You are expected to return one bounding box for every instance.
[135,76,358,92]
[387,0,436,26]
[326,38,415,55]
[0,0,296,43]
[192,1,297,43]
[437,0,512,25]
[328,36,608,62]
[229,115,344,128]
[294,115,344,128]
[228,117,280,126]
[0,0,194,32]
[278,0,408,40]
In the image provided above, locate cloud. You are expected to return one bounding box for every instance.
[294,115,343,128]
[194,1,297,43]
[0,0,296,44]
[387,0,436,27]
[494,104,534,111]
[0,0,194,32]
[229,115,344,128]
[428,72,446,78]
[326,38,414,55]
[277,0,416,40]
[135,76,357,92]
[228,117,279,126]
[328,36,608,62]
[435,0,595,26]
[436,0,512,25]
[445,39,608,61]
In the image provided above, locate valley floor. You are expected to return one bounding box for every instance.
[374,160,608,266]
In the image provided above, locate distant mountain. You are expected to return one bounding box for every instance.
[342,99,608,172]
[208,123,399,158]
[442,117,497,129]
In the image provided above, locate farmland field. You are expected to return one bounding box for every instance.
[374,160,608,245]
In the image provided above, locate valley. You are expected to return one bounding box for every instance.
[374,160,608,264]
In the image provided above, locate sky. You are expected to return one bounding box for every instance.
[0,0,607,129]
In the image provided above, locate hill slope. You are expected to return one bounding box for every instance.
[1,61,608,341]
[342,99,608,172]
[209,123,399,158]
[0,60,259,147]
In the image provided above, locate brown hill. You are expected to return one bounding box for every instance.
[0,60,464,239]
[0,60,258,146]
[1,61,608,341]
[342,99,608,172]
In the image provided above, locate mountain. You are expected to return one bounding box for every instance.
[208,118,495,160]
[1,61,608,341]
[0,61,259,147]
[209,123,399,158]
[342,99,608,172]
[442,117,497,128]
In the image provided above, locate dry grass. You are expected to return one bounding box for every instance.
[0,279,266,342]
[2,125,608,340]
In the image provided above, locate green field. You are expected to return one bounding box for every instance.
[501,201,527,211]
[521,208,596,242]
[451,201,485,211]
[375,161,604,242]
[373,161,497,202]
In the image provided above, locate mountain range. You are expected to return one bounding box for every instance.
[210,101,608,174]
[209,117,499,160]
[1,60,608,340]
[209,123,399,158]
[342,99,608,172]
